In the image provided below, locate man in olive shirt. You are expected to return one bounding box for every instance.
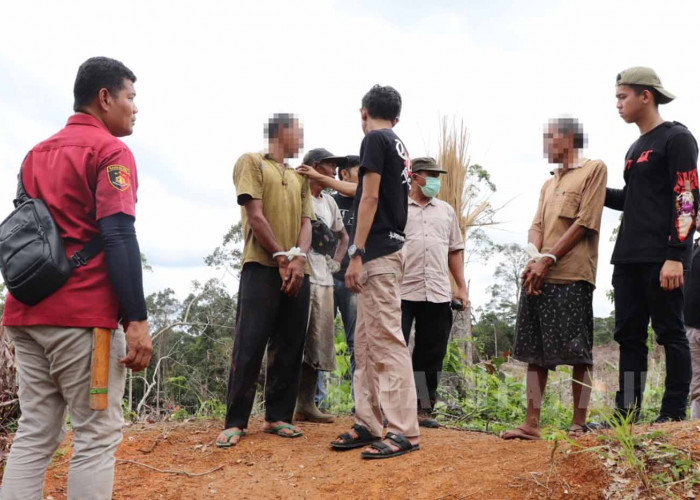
[502,118,607,440]
[217,113,313,447]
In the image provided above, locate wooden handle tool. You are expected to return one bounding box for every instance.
[90,327,111,411]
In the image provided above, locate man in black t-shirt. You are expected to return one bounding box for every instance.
[605,67,699,422]
[332,155,360,385]
[330,85,420,459]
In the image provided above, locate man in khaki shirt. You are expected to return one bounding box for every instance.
[217,113,313,448]
[502,118,607,441]
[401,157,468,428]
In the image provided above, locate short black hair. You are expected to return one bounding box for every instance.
[361,85,402,121]
[624,84,662,108]
[73,57,136,112]
[338,155,360,179]
[265,113,297,139]
[554,117,586,150]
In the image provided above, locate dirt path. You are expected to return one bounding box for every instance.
[33,417,609,499]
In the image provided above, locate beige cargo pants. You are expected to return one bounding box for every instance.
[0,325,126,500]
[353,250,420,439]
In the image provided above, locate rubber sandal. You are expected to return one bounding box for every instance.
[568,423,593,438]
[263,423,303,438]
[360,432,420,460]
[216,429,246,448]
[331,424,381,450]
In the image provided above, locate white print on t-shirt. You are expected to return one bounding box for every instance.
[394,139,412,185]
[389,231,406,242]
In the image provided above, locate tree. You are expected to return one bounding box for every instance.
[485,243,530,324]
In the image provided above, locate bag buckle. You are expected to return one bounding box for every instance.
[71,251,88,268]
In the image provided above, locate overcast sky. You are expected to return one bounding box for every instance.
[1,0,699,317]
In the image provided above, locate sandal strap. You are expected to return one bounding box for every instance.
[351,424,374,441]
[384,432,412,451]
[222,429,242,438]
[368,441,393,454]
[336,432,354,443]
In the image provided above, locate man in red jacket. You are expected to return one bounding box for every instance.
[0,57,152,500]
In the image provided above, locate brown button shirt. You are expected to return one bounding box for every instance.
[531,158,607,286]
[401,197,464,303]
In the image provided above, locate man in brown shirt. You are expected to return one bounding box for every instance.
[502,118,607,441]
[217,113,313,448]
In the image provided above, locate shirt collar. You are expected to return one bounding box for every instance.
[263,152,289,168]
[409,196,436,207]
[550,157,588,176]
[66,113,110,131]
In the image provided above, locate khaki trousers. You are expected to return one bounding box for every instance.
[0,326,126,500]
[353,250,419,438]
[688,326,700,419]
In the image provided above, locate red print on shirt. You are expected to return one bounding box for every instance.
[674,170,699,194]
[637,150,653,163]
[625,159,633,171]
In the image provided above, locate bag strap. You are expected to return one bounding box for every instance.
[13,159,30,208]
[15,156,104,268]
[70,234,104,269]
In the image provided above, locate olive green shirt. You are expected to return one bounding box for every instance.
[233,152,314,270]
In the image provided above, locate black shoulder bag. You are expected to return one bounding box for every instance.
[0,165,103,305]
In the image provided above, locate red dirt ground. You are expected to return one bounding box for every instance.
[28,417,612,500]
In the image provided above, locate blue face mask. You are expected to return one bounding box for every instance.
[419,175,441,198]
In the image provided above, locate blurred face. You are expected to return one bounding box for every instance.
[543,124,573,164]
[616,84,649,123]
[279,120,303,158]
[101,79,137,137]
[315,160,337,178]
[341,165,360,184]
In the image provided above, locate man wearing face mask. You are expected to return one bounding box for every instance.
[401,157,468,428]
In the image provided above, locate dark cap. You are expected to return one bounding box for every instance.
[616,66,675,104]
[411,157,447,174]
[303,148,348,167]
[345,155,360,168]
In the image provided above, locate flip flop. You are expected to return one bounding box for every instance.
[216,429,246,448]
[263,423,303,438]
[568,423,593,438]
[500,426,540,441]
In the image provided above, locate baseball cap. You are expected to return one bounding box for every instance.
[616,67,675,104]
[411,157,448,174]
[303,148,348,167]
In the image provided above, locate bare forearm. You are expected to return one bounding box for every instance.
[296,218,312,254]
[547,224,587,260]
[353,196,378,248]
[448,250,467,289]
[528,229,543,251]
[334,231,349,262]
[319,177,357,197]
[249,214,285,255]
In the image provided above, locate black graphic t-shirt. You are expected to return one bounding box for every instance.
[352,128,411,262]
[333,192,355,279]
[605,121,699,266]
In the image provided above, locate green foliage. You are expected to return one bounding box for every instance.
[593,313,615,346]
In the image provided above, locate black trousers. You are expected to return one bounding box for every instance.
[613,263,691,419]
[225,263,310,429]
[401,300,453,413]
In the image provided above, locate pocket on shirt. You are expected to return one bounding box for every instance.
[558,192,581,219]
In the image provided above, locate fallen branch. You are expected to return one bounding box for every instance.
[0,399,18,408]
[117,459,224,477]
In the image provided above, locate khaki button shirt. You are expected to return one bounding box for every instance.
[233,152,314,270]
[401,197,464,303]
[531,158,608,286]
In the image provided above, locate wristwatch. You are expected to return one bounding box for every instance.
[348,244,366,259]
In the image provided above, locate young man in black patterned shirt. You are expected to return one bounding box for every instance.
[606,67,699,422]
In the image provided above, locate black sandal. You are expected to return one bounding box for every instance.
[360,432,420,460]
[331,424,380,450]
